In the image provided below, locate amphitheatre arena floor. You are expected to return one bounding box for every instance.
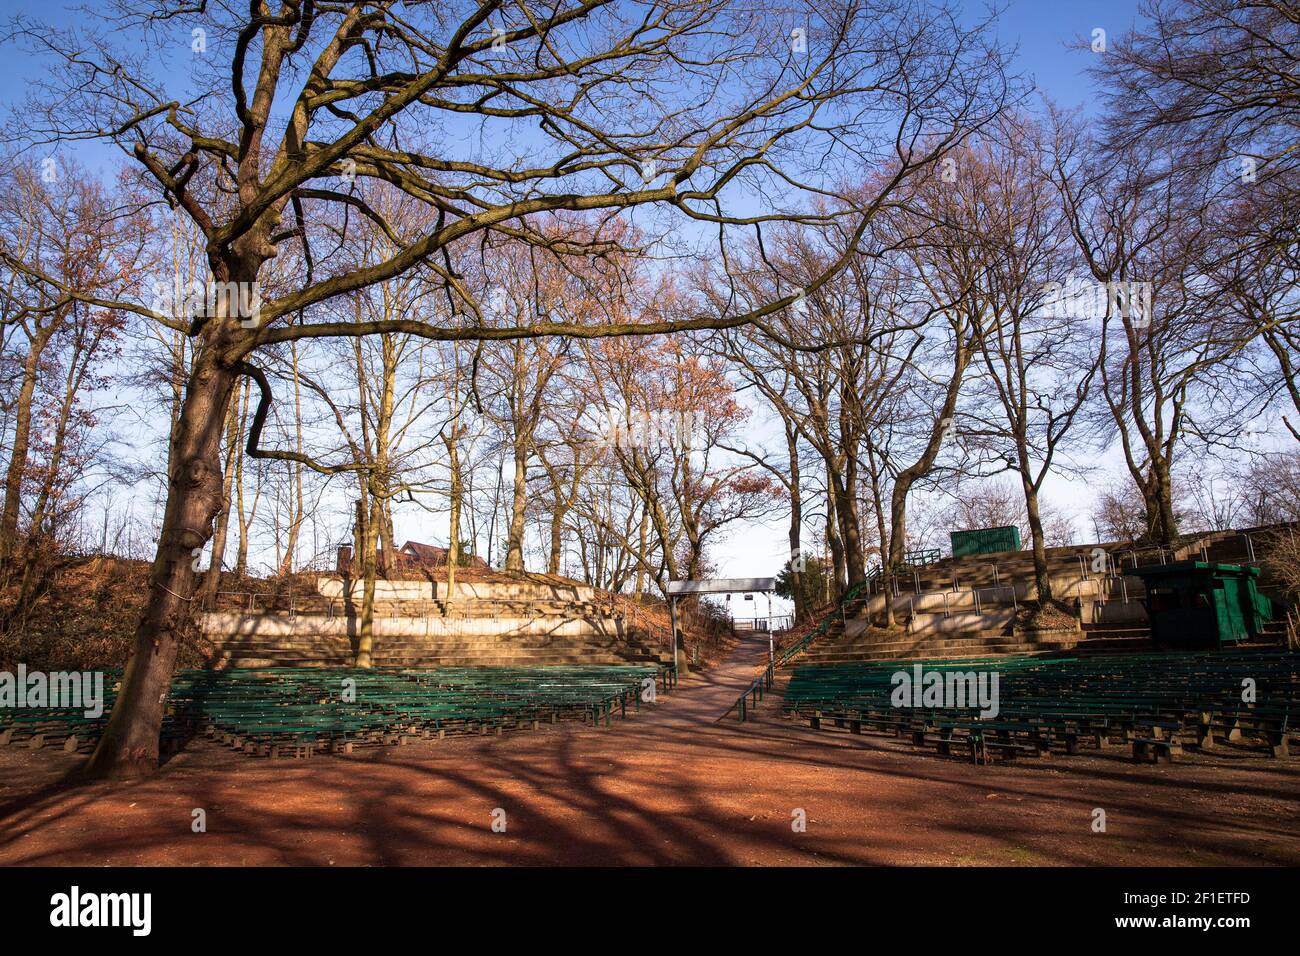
[1,637,1298,866]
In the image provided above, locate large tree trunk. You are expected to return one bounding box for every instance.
[505,437,528,571]
[377,502,396,575]
[233,379,253,577]
[785,422,805,621]
[884,484,909,627]
[25,327,83,543]
[866,443,890,584]
[547,512,564,575]
[1150,458,1178,547]
[1022,476,1052,605]
[634,505,649,595]
[82,354,238,779]
[832,457,865,586]
[825,464,845,597]
[356,489,381,667]
[545,466,567,576]
[0,330,51,565]
[201,393,243,608]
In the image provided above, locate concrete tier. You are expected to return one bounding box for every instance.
[201,611,666,668]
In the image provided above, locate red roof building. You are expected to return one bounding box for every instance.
[336,541,490,573]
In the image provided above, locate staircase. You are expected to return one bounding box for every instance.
[202,578,667,669]
[783,547,1110,665]
[1069,624,1155,654]
[782,525,1300,666]
[855,541,1166,636]
[795,629,1058,664]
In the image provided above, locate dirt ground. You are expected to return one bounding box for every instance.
[1,637,1298,866]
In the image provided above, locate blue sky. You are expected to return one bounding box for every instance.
[0,0,1148,174]
[990,0,1148,107]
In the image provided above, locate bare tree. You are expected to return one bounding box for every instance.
[954,120,1097,605]
[4,1,1006,776]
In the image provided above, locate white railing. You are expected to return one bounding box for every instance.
[734,615,794,632]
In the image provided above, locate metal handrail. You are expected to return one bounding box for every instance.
[777,580,867,665]
[215,591,257,612]
[970,584,1017,611]
[734,615,794,631]
[720,661,776,722]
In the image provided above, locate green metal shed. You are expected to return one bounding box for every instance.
[950,525,1022,558]
[1128,561,1273,649]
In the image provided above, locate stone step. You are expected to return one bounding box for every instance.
[202,588,669,667]
[373,654,660,666]
[815,635,1041,651]
[201,613,627,641]
[813,627,1018,647]
[211,636,639,650]
[1069,637,1154,654]
[794,626,1073,663]
[804,644,1048,664]
[220,654,660,668]
[1079,625,1151,640]
[372,644,654,658]
[216,604,620,620]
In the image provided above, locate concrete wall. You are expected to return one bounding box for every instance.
[852,569,1154,637]
[201,612,623,641]
[906,609,1017,636]
[844,608,1016,638]
[864,572,1148,614]
[1083,600,1150,625]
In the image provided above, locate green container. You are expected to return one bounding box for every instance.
[950,525,1022,558]
[1128,561,1273,649]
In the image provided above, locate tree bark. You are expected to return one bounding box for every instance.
[0,325,55,565]
[355,487,382,668]
[81,353,238,779]
[547,510,564,575]
[832,460,865,586]
[201,392,242,608]
[505,435,528,571]
[634,505,649,596]
[785,422,805,621]
[232,378,253,577]
[1021,474,1052,605]
[825,463,845,597]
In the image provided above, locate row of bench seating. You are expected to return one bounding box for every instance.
[783,649,1299,765]
[0,664,675,759]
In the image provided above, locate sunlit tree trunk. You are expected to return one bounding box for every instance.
[355,485,381,668]
[505,435,528,572]
[201,397,242,607]
[0,323,56,565]
[83,338,243,779]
